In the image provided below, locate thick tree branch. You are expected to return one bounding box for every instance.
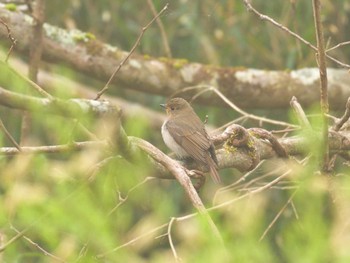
[0,86,121,118]
[1,85,350,176]
[1,9,350,109]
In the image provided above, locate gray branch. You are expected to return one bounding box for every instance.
[1,8,350,109]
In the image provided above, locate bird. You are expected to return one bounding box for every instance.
[160,97,221,183]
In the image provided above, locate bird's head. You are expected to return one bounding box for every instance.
[160,97,191,117]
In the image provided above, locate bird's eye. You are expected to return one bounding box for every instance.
[170,107,175,111]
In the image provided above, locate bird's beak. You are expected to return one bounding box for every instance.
[160,104,166,109]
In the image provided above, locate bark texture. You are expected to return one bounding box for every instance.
[1,8,350,109]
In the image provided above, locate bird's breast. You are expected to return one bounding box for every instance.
[161,121,188,157]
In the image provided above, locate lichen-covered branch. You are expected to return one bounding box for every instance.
[0,86,121,118]
[1,8,350,109]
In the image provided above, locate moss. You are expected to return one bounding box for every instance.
[5,3,17,11]
[159,57,169,63]
[173,58,188,69]
[143,54,151,60]
[158,57,188,69]
[224,142,237,153]
[73,32,96,43]
[246,138,257,157]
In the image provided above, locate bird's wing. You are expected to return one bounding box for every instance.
[165,120,210,163]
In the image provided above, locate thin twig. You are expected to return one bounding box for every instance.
[326,41,350,52]
[0,117,21,151]
[11,226,65,262]
[146,0,172,58]
[105,169,291,256]
[168,217,181,262]
[242,0,350,68]
[0,18,17,62]
[0,141,106,155]
[0,227,27,252]
[95,3,169,100]
[312,0,329,172]
[207,170,291,212]
[213,160,266,204]
[211,86,297,128]
[259,191,297,241]
[107,177,155,216]
[96,223,169,258]
[1,61,53,98]
[333,97,350,131]
[290,96,312,129]
[176,85,297,128]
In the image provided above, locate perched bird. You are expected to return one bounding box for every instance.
[160,97,220,183]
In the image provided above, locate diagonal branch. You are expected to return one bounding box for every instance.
[94,3,169,100]
[129,137,224,244]
[242,0,350,69]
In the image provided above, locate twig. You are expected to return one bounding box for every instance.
[0,117,21,151]
[249,128,288,158]
[104,168,291,256]
[290,96,312,129]
[0,141,106,155]
[207,170,291,212]
[107,177,155,216]
[259,191,297,241]
[312,0,329,172]
[146,0,172,58]
[0,60,53,98]
[242,0,350,69]
[96,223,169,258]
[168,217,181,262]
[0,227,27,252]
[178,85,298,128]
[95,3,169,100]
[333,97,350,131]
[326,41,350,52]
[11,226,65,262]
[211,86,297,128]
[213,160,266,205]
[0,18,17,62]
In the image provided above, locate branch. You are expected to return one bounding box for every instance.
[0,86,121,118]
[312,0,329,171]
[28,0,45,82]
[290,96,312,129]
[0,117,21,151]
[129,137,224,244]
[1,8,350,109]
[333,97,350,132]
[0,17,17,62]
[0,141,106,155]
[242,0,350,69]
[95,3,169,100]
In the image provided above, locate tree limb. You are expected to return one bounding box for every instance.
[1,8,350,109]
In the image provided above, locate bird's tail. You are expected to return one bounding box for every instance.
[206,155,221,184]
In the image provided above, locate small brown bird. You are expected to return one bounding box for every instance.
[161,98,220,183]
